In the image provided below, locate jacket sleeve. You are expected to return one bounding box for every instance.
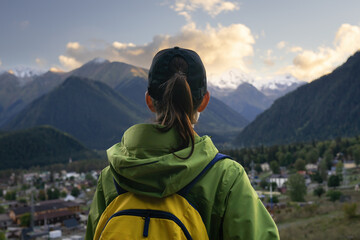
[85,172,107,240]
[222,167,280,240]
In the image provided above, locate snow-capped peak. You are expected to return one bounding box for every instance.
[208,69,255,90]
[8,66,45,78]
[208,69,306,100]
[209,69,305,92]
[6,66,46,86]
[256,74,306,99]
[87,57,109,64]
[259,74,305,91]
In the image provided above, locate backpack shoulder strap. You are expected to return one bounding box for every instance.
[178,153,231,196]
[113,178,127,195]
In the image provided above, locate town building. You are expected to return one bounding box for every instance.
[9,199,80,226]
[269,174,288,188]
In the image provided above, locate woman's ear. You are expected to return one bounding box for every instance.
[197,91,210,112]
[145,91,156,113]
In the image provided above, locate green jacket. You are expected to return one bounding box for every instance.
[85,124,279,240]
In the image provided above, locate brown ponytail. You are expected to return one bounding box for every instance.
[153,56,202,159]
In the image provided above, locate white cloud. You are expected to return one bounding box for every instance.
[170,0,239,18]
[112,41,135,49]
[59,55,82,70]
[277,41,286,49]
[67,42,81,50]
[280,24,360,81]
[289,46,303,53]
[0,58,2,66]
[49,67,64,73]
[178,11,192,22]
[59,41,115,69]
[334,23,360,59]
[59,23,255,75]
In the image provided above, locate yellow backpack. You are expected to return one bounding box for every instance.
[93,153,229,240]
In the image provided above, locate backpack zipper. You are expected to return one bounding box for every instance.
[100,209,192,239]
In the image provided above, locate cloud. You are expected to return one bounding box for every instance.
[59,41,113,69]
[0,58,2,66]
[59,55,82,70]
[334,23,360,58]
[112,42,135,49]
[277,41,286,49]
[289,46,303,53]
[262,49,276,67]
[280,24,360,81]
[59,23,255,75]
[170,0,239,18]
[67,42,81,50]
[178,11,192,22]
[49,67,64,73]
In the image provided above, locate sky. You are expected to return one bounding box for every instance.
[1,0,360,82]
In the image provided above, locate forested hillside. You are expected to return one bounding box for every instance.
[224,136,360,173]
[0,126,98,170]
[236,51,360,147]
[3,76,147,149]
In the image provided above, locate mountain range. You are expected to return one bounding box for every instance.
[0,55,325,152]
[0,60,304,126]
[0,50,359,166]
[209,71,305,121]
[235,51,360,147]
[2,57,285,149]
[209,69,305,100]
[2,74,248,149]
[209,83,271,121]
[3,76,148,149]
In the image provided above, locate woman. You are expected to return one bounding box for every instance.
[86,47,279,239]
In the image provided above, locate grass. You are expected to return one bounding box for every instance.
[345,168,360,186]
[276,189,360,240]
[279,215,360,240]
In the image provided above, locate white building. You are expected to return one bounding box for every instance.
[305,163,317,172]
[269,174,288,188]
[260,163,270,172]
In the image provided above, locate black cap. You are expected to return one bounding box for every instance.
[148,47,207,101]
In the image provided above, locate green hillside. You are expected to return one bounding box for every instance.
[4,76,148,149]
[0,126,97,170]
[235,51,360,147]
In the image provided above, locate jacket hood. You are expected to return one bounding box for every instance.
[107,124,218,198]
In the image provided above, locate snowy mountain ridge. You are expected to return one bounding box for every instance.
[259,74,305,91]
[208,69,306,93]
[85,57,110,65]
[8,66,46,78]
[208,69,255,90]
[1,66,46,87]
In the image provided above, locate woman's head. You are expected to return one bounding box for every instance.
[146,47,209,158]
